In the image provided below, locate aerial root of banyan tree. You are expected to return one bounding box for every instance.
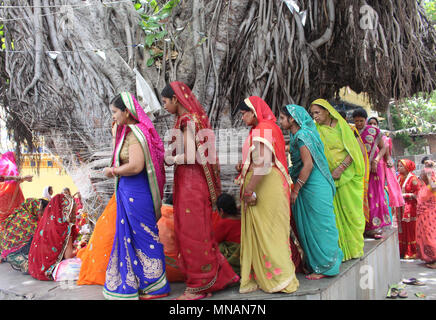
[0,0,434,219]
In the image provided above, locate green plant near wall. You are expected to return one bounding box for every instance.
[132,0,180,67]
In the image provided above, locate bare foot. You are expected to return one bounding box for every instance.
[175,292,212,300]
[425,262,436,269]
[305,273,327,280]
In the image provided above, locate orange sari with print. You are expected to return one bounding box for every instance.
[170,81,238,294]
[77,194,117,286]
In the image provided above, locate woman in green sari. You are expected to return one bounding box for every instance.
[279,105,343,279]
[309,99,366,261]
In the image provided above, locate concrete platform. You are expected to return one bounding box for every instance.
[0,228,400,300]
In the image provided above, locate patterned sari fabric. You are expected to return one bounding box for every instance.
[77,193,117,286]
[236,97,299,294]
[170,81,238,294]
[28,194,78,280]
[416,168,436,263]
[312,99,366,261]
[0,199,42,260]
[359,125,391,231]
[0,152,25,224]
[103,93,169,300]
[286,105,343,276]
[397,159,422,259]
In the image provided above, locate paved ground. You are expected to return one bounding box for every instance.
[1,229,435,300]
[388,259,436,300]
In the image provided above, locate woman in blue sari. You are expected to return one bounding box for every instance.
[102,92,170,300]
[279,105,343,280]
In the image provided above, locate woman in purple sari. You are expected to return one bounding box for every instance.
[102,92,169,300]
[352,109,391,239]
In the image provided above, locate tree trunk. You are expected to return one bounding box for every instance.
[0,0,434,219]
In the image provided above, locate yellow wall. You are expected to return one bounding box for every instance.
[20,167,78,199]
[339,87,372,112]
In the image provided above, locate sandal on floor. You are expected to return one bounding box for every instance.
[387,287,398,299]
[402,278,425,286]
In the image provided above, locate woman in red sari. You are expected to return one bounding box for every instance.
[161,82,239,300]
[397,159,422,259]
[28,194,78,280]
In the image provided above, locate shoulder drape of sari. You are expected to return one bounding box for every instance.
[235,96,290,189]
[170,82,222,206]
[0,152,25,223]
[312,99,365,182]
[28,194,77,280]
[285,104,335,194]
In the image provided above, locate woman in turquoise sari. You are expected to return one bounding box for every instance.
[279,105,343,280]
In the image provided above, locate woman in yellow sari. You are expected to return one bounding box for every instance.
[310,99,366,261]
[235,96,299,294]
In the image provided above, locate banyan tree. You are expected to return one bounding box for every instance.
[0,0,435,220]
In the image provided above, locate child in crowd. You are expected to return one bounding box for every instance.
[214,193,241,276]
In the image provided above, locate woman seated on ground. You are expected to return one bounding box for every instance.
[214,193,241,276]
[0,198,49,272]
[28,194,79,281]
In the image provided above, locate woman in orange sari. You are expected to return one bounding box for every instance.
[76,194,117,285]
[235,96,299,294]
[161,81,239,300]
[416,167,436,268]
[397,159,422,259]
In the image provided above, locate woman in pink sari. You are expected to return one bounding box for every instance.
[367,118,405,225]
[161,82,239,300]
[0,152,32,224]
[353,109,390,239]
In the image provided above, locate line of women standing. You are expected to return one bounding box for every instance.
[80,84,431,300]
[93,87,370,299]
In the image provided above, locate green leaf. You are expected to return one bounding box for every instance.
[145,34,155,47]
[146,58,155,67]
